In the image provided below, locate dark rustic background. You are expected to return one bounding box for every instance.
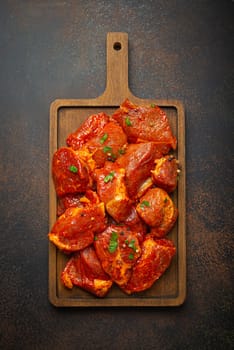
[0,1,233,349]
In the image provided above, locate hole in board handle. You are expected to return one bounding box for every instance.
[113,42,122,51]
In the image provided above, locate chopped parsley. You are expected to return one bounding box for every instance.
[125,116,132,126]
[140,200,150,209]
[128,253,134,260]
[125,239,137,255]
[150,103,156,108]
[128,239,137,252]
[103,146,113,153]
[104,171,115,183]
[108,231,118,253]
[103,145,116,162]
[100,133,108,144]
[118,148,126,155]
[69,165,78,173]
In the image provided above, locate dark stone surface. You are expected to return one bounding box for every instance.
[0,1,233,349]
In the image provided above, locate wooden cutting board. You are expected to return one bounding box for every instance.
[49,32,186,307]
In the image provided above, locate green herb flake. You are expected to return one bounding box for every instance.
[108,231,118,253]
[69,165,78,173]
[140,200,150,209]
[150,103,156,108]
[128,253,134,260]
[100,133,108,144]
[104,171,115,183]
[103,145,117,162]
[94,236,98,241]
[125,116,133,126]
[128,239,137,252]
[118,148,126,155]
[103,146,113,154]
[164,197,168,203]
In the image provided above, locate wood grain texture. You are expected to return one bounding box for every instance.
[49,32,186,307]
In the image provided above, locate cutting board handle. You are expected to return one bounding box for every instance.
[101,32,132,104]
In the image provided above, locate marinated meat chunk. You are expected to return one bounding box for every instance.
[52,147,93,197]
[57,190,101,216]
[66,112,110,150]
[116,142,162,198]
[122,237,176,294]
[57,193,84,216]
[136,188,178,237]
[123,206,147,244]
[137,188,164,227]
[95,162,132,222]
[136,177,154,199]
[84,120,128,168]
[61,246,113,297]
[112,99,177,153]
[67,111,127,168]
[48,203,107,252]
[151,155,179,193]
[94,225,141,287]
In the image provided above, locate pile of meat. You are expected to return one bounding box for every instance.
[48,99,180,297]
